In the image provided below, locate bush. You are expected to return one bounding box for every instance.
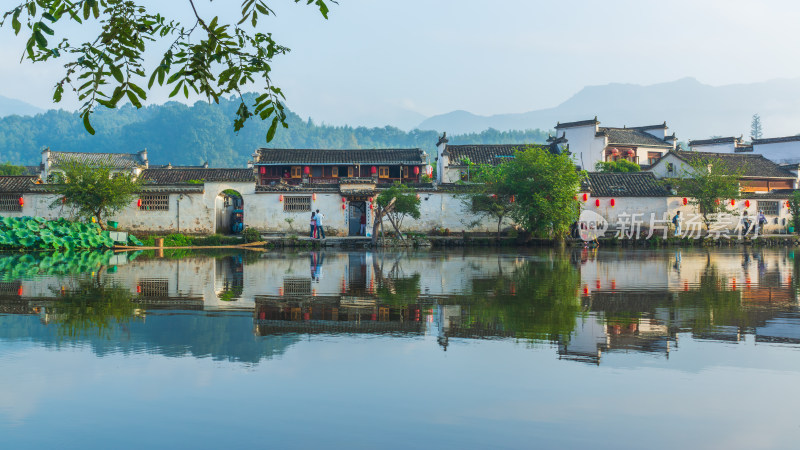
[243,227,261,243]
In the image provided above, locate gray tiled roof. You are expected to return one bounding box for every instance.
[753,135,800,145]
[140,168,254,184]
[689,137,739,146]
[555,118,599,129]
[255,148,426,165]
[599,128,673,148]
[49,151,147,169]
[586,172,669,197]
[446,143,560,166]
[0,176,37,193]
[672,150,796,178]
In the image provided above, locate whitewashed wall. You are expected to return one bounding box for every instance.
[753,140,800,163]
[558,124,605,170]
[689,142,736,153]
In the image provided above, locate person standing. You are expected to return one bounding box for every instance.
[315,209,326,239]
[672,211,682,237]
[742,211,751,236]
[360,213,367,236]
[757,210,767,234]
[310,211,317,238]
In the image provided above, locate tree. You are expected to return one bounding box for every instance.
[375,183,420,240]
[751,113,763,139]
[667,155,744,230]
[51,158,141,228]
[503,146,582,239]
[0,162,26,175]
[595,160,640,173]
[789,191,800,234]
[462,162,515,239]
[1,0,332,141]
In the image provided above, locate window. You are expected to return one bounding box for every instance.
[0,194,22,212]
[332,166,339,178]
[283,277,311,296]
[647,152,662,165]
[378,166,389,178]
[137,279,169,297]
[139,194,169,211]
[347,167,354,177]
[666,162,675,173]
[284,196,311,212]
[758,201,779,216]
[402,166,409,178]
[291,166,302,178]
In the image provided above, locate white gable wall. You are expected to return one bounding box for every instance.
[559,124,606,170]
[753,141,800,164]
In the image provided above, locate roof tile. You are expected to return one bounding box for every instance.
[255,148,426,166]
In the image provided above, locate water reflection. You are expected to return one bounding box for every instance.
[1,248,799,365]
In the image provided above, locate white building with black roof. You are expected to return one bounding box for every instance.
[554,117,677,170]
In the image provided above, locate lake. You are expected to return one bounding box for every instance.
[1,247,799,449]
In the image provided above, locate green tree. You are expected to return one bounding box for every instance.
[0,162,26,175]
[751,113,763,139]
[51,158,141,228]
[1,0,332,141]
[595,160,640,173]
[503,146,582,239]
[667,155,744,230]
[462,162,516,239]
[789,190,800,234]
[50,277,141,338]
[375,183,421,239]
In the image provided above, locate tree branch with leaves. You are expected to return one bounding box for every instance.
[1,0,332,141]
[666,155,744,230]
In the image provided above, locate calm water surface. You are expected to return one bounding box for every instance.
[1,247,799,449]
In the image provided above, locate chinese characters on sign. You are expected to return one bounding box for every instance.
[579,211,770,241]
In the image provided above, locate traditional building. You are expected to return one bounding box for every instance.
[688,136,752,153]
[434,132,564,183]
[251,148,428,186]
[648,150,798,192]
[40,148,149,182]
[554,118,676,170]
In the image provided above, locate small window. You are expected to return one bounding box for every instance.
[291,166,302,178]
[379,167,389,178]
[666,162,675,173]
[347,167,354,178]
[139,194,169,211]
[283,277,311,296]
[758,201,779,216]
[332,167,339,178]
[0,194,22,212]
[137,279,169,297]
[284,196,311,212]
[647,152,662,165]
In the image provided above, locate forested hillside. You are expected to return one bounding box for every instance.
[0,95,550,167]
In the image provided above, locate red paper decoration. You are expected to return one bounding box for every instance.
[583,193,588,201]
[413,166,420,175]
[312,193,317,201]
[682,197,688,205]
[259,167,265,174]
[595,199,600,207]
[745,200,750,208]
[137,198,142,207]
[610,198,616,207]
[371,166,377,175]
[279,195,283,202]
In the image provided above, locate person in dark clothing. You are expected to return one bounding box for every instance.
[310,211,317,238]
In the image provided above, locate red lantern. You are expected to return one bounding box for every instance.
[745,200,750,208]
[582,193,588,202]
[342,197,346,203]
[510,195,515,203]
[595,199,600,207]
[371,166,377,175]
[312,193,317,201]
[279,195,283,202]
[136,285,141,293]
[610,198,616,207]
[259,167,266,174]
[303,166,310,175]
[413,166,420,175]
[18,196,24,207]
[731,199,735,206]
[17,286,23,296]
[137,198,142,207]
[61,197,66,204]
[368,197,373,202]
[787,201,791,209]
[342,204,346,210]
[715,198,720,205]
[370,203,374,210]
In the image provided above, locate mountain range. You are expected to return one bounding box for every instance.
[417,77,800,140]
[0,95,44,117]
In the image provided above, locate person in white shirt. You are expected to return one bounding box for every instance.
[315,209,326,239]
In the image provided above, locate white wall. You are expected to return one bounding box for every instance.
[689,142,736,153]
[558,124,606,171]
[648,153,689,179]
[753,141,800,163]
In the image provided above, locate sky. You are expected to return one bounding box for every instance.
[0,0,799,128]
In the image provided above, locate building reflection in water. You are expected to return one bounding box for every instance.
[1,248,799,364]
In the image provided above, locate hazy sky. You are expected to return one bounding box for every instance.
[1,0,799,127]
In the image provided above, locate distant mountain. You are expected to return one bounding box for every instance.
[417,77,800,140]
[0,94,44,117]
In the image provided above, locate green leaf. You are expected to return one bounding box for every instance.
[266,117,278,142]
[110,65,124,83]
[126,90,142,108]
[82,113,96,135]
